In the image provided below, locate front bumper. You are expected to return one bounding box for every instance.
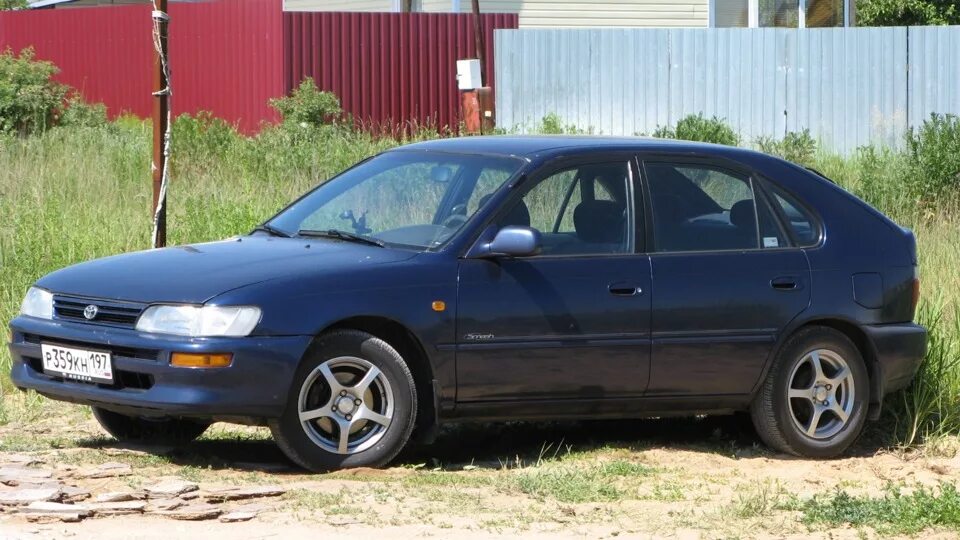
[8,315,312,421]
[865,322,927,395]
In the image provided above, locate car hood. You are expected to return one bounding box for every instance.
[35,236,418,304]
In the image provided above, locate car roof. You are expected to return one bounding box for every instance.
[393,135,766,161]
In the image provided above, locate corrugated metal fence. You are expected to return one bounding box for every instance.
[495,27,960,154]
[0,0,285,133]
[0,2,517,133]
[285,12,518,131]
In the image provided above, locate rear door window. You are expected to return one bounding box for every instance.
[643,162,787,252]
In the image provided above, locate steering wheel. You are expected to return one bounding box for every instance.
[441,213,468,229]
[441,204,468,229]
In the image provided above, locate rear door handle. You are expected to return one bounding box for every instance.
[771,276,800,291]
[609,282,642,296]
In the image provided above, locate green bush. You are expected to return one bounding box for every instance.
[906,113,960,200]
[0,0,29,10]
[270,78,343,128]
[0,48,68,135]
[653,114,740,146]
[756,129,818,166]
[534,113,587,135]
[59,95,108,128]
[171,111,241,166]
[857,0,960,26]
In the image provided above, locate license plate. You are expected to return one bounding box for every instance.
[41,343,113,384]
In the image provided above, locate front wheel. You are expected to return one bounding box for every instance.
[269,330,417,472]
[750,327,869,458]
[92,407,210,444]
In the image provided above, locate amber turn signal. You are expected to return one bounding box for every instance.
[170,352,233,368]
[432,301,446,312]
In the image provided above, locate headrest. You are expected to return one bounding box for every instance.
[574,200,624,243]
[730,199,756,229]
[483,193,530,228]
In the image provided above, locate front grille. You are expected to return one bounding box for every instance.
[22,334,160,361]
[53,295,145,329]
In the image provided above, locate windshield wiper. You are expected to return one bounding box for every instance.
[298,228,385,248]
[251,224,292,238]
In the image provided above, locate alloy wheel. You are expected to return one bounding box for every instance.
[787,349,855,440]
[297,356,394,455]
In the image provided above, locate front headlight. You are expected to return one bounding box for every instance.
[20,287,54,320]
[136,305,261,337]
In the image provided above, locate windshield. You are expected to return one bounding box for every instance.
[267,151,524,250]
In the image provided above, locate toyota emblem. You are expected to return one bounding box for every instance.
[83,305,99,320]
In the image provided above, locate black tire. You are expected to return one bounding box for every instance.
[269,330,417,472]
[92,407,210,444]
[750,326,870,458]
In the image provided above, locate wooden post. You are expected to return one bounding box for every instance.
[152,0,169,248]
[471,0,485,80]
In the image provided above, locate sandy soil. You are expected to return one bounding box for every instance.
[0,404,956,540]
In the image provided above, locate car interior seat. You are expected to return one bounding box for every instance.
[574,200,625,248]
[481,193,531,228]
[729,199,758,249]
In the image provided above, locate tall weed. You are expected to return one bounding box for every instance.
[886,302,960,447]
[756,129,817,166]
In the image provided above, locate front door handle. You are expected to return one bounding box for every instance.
[771,276,800,291]
[609,282,642,296]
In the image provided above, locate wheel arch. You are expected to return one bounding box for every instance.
[761,317,883,416]
[316,315,438,443]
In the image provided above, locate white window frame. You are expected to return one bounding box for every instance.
[709,0,852,28]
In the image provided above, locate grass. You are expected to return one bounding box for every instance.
[799,482,960,535]
[513,460,657,503]
[732,480,791,518]
[0,116,958,453]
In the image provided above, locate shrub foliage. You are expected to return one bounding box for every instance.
[756,129,818,166]
[0,48,68,135]
[906,113,960,200]
[653,114,740,146]
[857,0,960,26]
[270,78,343,128]
[0,0,28,10]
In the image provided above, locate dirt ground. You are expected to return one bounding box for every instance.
[0,400,957,540]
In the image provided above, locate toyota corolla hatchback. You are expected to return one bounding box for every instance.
[9,137,925,470]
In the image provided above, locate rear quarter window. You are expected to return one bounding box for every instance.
[765,183,820,246]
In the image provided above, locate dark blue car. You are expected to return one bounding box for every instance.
[9,137,925,470]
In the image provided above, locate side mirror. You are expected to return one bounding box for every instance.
[474,226,542,258]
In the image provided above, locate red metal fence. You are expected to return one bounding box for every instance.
[0,1,517,133]
[284,12,517,131]
[0,0,284,133]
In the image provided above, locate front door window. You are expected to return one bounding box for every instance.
[499,162,633,256]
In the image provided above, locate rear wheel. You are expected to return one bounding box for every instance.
[750,326,869,458]
[269,330,417,472]
[92,407,210,444]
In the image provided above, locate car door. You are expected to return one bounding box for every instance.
[456,158,652,402]
[640,157,811,396]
